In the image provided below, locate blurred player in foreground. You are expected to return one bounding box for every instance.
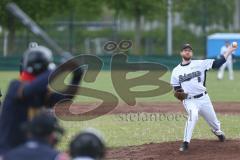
[70,129,106,160]
[0,90,2,107]
[0,45,83,156]
[171,43,236,152]
[4,112,69,160]
[217,41,235,80]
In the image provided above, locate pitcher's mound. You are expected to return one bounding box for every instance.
[107,139,240,160]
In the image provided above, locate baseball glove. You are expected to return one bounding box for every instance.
[174,88,188,101]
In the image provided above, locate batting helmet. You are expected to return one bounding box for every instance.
[23,46,53,76]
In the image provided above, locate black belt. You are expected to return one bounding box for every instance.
[188,91,207,99]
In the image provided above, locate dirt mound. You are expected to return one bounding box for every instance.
[106,139,240,160]
[64,102,240,116]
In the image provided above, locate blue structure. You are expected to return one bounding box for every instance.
[207,33,240,58]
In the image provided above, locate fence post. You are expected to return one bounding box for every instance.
[167,0,173,56]
[3,30,9,57]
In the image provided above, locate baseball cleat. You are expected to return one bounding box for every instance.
[179,141,189,152]
[212,130,225,142]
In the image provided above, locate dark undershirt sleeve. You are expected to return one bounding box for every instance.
[212,56,226,69]
[173,86,182,91]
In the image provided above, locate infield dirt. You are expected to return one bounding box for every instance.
[58,101,240,160]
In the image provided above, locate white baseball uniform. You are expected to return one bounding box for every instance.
[217,45,234,80]
[171,60,223,143]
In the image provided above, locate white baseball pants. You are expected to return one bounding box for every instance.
[182,94,222,143]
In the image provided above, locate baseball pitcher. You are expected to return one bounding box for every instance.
[170,43,236,152]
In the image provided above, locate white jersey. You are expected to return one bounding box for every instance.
[170,59,214,96]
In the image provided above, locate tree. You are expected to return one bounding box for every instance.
[48,0,105,53]
[175,0,235,52]
[177,0,234,29]
[0,0,69,53]
[105,0,166,54]
[50,0,104,21]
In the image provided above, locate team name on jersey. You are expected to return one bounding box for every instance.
[179,71,201,83]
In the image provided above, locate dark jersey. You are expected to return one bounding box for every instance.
[0,89,2,109]
[4,139,59,160]
[0,70,69,155]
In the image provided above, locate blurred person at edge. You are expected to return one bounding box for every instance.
[0,45,83,157]
[4,112,70,160]
[217,41,235,80]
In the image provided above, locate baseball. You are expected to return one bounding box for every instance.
[232,41,238,48]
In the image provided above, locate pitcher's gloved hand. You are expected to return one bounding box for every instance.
[174,88,188,101]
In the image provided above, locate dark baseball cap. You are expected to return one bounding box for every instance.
[23,112,64,137]
[181,43,193,51]
[70,131,105,159]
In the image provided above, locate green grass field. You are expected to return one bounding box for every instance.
[1,70,240,102]
[0,71,240,150]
